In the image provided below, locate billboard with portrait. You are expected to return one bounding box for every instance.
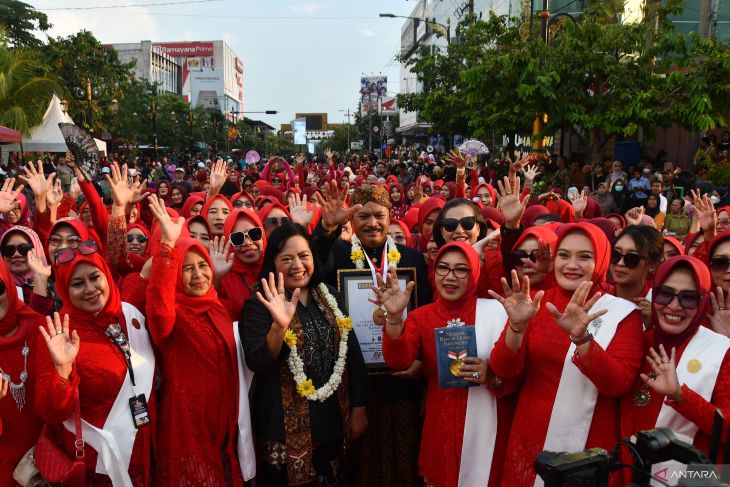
[360,76,387,112]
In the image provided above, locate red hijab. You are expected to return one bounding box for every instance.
[707,231,730,263]
[0,258,41,335]
[546,198,575,223]
[521,205,550,228]
[224,209,267,275]
[256,202,291,223]
[389,182,406,209]
[470,183,497,208]
[512,225,558,253]
[54,250,124,330]
[13,193,30,226]
[663,235,685,257]
[402,206,420,232]
[173,238,226,317]
[390,219,413,248]
[652,256,711,351]
[180,194,205,219]
[555,222,611,297]
[684,232,704,254]
[431,242,481,322]
[46,219,93,260]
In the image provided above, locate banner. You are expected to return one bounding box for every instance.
[292,118,307,145]
[360,76,387,112]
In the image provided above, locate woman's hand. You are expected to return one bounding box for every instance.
[28,249,51,278]
[372,268,415,321]
[0,376,8,400]
[350,406,368,440]
[444,149,468,173]
[46,179,64,208]
[524,164,541,183]
[39,313,79,380]
[641,345,682,402]
[546,280,607,339]
[323,148,335,162]
[488,270,544,333]
[691,189,717,238]
[709,287,730,337]
[497,176,528,229]
[106,162,140,208]
[256,272,301,332]
[571,189,588,217]
[0,178,23,213]
[313,180,362,232]
[147,194,184,246]
[625,206,645,226]
[209,236,234,279]
[472,228,500,256]
[289,193,314,228]
[391,359,423,379]
[18,160,55,198]
[459,356,488,384]
[632,296,653,330]
[208,159,226,195]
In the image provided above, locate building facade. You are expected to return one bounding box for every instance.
[112,41,182,94]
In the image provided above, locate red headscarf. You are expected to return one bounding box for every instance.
[180,193,206,219]
[512,225,558,253]
[0,258,41,335]
[521,205,550,228]
[652,256,711,351]
[258,185,285,205]
[587,217,621,244]
[663,235,685,257]
[389,182,406,209]
[54,249,124,330]
[480,207,505,227]
[684,232,704,254]
[707,231,730,262]
[555,222,611,297]
[470,183,497,208]
[256,202,291,224]
[170,184,189,210]
[173,238,226,317]
[223,209,267,274]
[402,207,420,232]
[717,206,730,218]
[156,180,173,205]
[546,198,575,223]
[418,197,446,252]
[390,219,413,248]
[606,213,627,229]
[229,191,254,207]
[46,219,93,261]
[13,193,30,227]
[432,242,481,318]
[201,194,233,229]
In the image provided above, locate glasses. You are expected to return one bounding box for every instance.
[271,178,282,185]
[710,256,730,274]
[442,216,476,232]
[391,234,406,244]
[264,217,290,228]
[126,235,148,244]
[1,243,33,258]
[654,286,702,310]
[233,200,254,209]
[48,234,82,248]
[434,263,470,279]
[610,249,644,269]
[718,218,730,227]
[54,240,99,264]
[511,249,538,267]
[230,227,263,246]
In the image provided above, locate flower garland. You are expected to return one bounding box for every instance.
[284,283,353,401]
[350,234,401,269]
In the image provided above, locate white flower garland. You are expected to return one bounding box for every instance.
[285,283,352,402]
[350,234,400,270]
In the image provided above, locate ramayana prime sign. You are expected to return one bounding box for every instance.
[154,42,214,57]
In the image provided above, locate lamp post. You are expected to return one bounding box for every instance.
[379,13,451,45]
[338,108,352,151]
[150,85,159,163]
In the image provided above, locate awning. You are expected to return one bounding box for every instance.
[0,126,21,143]
[396,122,432,136]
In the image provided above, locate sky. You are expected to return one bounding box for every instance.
[27,0,417,130]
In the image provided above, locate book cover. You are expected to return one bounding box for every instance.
[434,326,478,389]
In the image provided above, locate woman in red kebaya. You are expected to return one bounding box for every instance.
[488,222,644,486]
[34,240,155,486]
[145,195,255,486]
[381,242,511,487]
[202,194,233,237]
[620,256,730,485]
[0,259,45,486]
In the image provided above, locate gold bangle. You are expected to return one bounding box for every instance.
[509,324,525,334]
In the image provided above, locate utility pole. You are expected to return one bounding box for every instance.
[699,0,713,39]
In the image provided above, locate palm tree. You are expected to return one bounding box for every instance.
[0,40,59,135]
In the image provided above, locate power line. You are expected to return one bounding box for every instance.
[39,0,220,10]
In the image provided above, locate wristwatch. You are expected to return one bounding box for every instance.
[570,331,594,346]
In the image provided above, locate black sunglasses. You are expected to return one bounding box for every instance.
[610,249,644,269]
[442,216,476,232]
[710,256,730,274]
[271,178,282,184]
[230,227,263,246]
[54,240,100,264]
[511,249,538,267]
[264,217,290,228]
[654,286,702,310]
[1,243,33,258]
[233,200,254,209]
[126,235,148,244]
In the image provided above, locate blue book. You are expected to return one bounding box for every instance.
[434,326,478,389]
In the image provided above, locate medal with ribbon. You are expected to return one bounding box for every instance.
[448,349,468,377]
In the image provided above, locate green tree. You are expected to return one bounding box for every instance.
[0,1,50,48]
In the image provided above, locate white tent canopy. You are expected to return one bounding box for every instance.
[1,94,106,161]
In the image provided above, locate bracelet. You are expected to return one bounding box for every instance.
[570,331,594,346]
[385,314,403,325]
[508,323,525,334]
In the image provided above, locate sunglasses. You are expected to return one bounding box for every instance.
[54,240,100,264]
[233,200,254,209]
[271,178,282,185]
[48,235,82,248]
[434,263,470,279]
[710,256,730,274]
[442,216,476,233]
[1,243,33,258]
[610,249,644,269]
[264,217,290,228]
[126,235,148,244]
[230,227,263,246]
[511,249,538,267]
[654,286,702,310]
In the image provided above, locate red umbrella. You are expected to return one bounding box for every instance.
[0,126,21,143]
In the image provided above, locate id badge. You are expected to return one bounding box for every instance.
[128,394,150,429]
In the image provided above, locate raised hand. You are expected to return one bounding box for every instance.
[256,272,301,332]
[691,189,717,236]
[69,177,81,199]
[443,149,468,171]
[524,164,541,183]
[625,206,645,226]
[39,313,79,380]
[372,268,415,321]
[522,240,552,275]
[209,159,226,194]
[0,178,23,213]
[18,159,55,197]
[294,153,307,166]
[546,280,607,339]
[497,176,528,228]
[289,193,314,228]
[488,270,544,332]
[209,236,234,278]
[147,194,184,246]
[27,249,51,278]
[46,179,64,208]
[324,148,335,162]
[130,178,149,205]
[641,344,681,401]
[313,180,362,232]
[106,162,140,208]
[472,228,501,256]
[709,286,730,337]
[571,189,588,217]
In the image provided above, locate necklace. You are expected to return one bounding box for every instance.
[350,235,400,270]
[1,341,29,411]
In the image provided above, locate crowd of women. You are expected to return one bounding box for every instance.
[1,149,730,487]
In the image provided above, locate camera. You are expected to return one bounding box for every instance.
[535,448,611,487]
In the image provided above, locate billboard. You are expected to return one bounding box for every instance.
[190,69,224,109]
[360,76,387,112]
[154,42,214,57]
[292,118,307,145]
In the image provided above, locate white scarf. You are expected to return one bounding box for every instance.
[63,303,155,487]
[233,321,256,481]
[651,326,730,486]
[457,299,507,487]
[535,294,637,487]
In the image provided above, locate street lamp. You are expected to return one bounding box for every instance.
[379,13,451,44]
[338,108,353,151]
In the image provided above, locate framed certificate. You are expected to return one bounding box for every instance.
[337,267,418,369]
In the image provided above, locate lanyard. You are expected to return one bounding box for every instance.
[104,327,136,387]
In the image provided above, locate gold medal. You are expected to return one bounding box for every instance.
[687,359,702,374]
[450,359,463,377]
[373,307,386,326]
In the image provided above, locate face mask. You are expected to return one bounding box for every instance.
[711,196,721,205]
[615,185,624,192]
[643,168,651,174]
